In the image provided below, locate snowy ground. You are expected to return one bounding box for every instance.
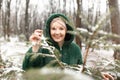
[0,37,115,80]
[0,37,114,69]
[82,47,114,67]
[0,37,30,68]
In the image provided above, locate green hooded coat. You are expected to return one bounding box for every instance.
[22,13,83,70]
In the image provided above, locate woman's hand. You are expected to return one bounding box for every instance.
[29,29,43,52]
[102,73,114,80]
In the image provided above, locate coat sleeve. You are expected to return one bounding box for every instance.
[22,47,33,70]
[75,44,83,65]
[22,47,53,70]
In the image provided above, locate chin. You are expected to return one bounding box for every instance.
[54,40,62,42]
[54,40,61,43]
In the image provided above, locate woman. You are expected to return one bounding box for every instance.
[22,13,83,70]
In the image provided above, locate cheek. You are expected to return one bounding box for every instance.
[63,31,66,36]
[50,30,54,35]
[63,30,67,35]
[50,30,54,39]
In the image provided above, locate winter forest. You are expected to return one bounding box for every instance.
[0,0,120,80]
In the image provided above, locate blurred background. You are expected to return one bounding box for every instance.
[0,0,120,42]
[0,0,120,80]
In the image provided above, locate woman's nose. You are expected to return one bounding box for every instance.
[55,29,60,34]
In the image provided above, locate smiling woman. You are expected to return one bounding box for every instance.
[50,17,67,47]
[22,13,83,70]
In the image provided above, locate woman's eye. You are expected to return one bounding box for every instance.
[51,27,56,30]
[60,27,64,30]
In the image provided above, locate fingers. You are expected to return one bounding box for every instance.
[34,29,43,37]
[102,73,114,80]
[29,29,43,46]
[29,34,40,41]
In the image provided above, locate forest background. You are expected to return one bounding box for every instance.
[0,0,120,80]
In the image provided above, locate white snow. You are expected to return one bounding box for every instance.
[0,36,115,68]
[0,37,30,68]
[0,36,115,80]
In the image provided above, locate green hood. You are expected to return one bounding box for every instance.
[45,13,74,45]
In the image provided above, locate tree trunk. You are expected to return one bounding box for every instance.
[24,0,30,41]
[63,0,66,14]
[6,0,11,41]
[0,0,2,10]
[109,0,120,60]
[2,10,6,40]
[75,0,82,48]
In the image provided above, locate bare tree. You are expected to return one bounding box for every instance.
[75,0,82,48]
[24,0,30,40]
[0,0,3,32]
[6,0,11,40]
[0,0,3,65]
[2,0,11,41]
[62,0,66,14]
[14,0,20,35]
[0,0,2,9]
[109,0,120,60]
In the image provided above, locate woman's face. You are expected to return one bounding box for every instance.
[50,20,67,44]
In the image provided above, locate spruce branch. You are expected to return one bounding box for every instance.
[81,12,110,72]
[32,34,65,69]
